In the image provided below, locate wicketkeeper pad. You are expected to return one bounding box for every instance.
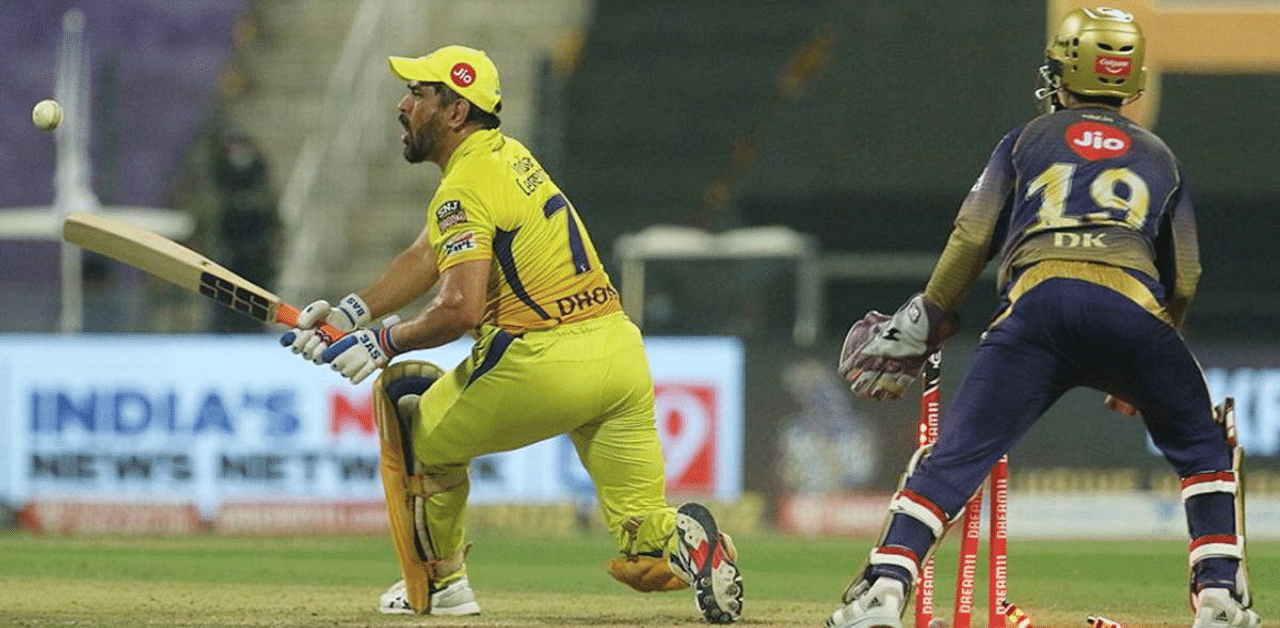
[374,360,446,614]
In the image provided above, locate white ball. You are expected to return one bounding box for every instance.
[32,99,63,131]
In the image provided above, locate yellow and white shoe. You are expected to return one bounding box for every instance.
[673,502,743,623]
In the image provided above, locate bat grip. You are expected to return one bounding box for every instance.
[276,303,346,342]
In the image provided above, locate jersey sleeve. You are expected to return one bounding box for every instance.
[428,184,492,272]
[1154,170,1200,326]
[924,129,1020,314]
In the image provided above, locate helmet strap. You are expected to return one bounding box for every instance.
[1034,59,1064,113]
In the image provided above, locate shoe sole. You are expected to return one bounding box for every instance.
[430,601,481,616]
[378,601,480,616]
[675,503,743,624]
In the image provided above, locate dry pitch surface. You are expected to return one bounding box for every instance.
[1,532,1275,628]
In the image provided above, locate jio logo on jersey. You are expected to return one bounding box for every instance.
[450,62,476,88]
[1065,121,1131,161]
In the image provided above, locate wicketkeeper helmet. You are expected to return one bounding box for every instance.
[1036,7,1146,113]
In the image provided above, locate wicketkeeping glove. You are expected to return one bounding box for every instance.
[280,293,372,363]
[321,326,401,385]
[838,293,949,400]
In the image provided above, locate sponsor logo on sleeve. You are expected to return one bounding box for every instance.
[1065,121,1131,160]
[435,200,468,230]
[1095,56,1133,76]
[443,230,476,256]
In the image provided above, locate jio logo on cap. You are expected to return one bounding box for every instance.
[450,62,476,88]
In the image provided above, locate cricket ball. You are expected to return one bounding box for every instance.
[32,99,63,131]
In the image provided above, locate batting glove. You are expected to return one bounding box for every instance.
[280,293,372,363]
[321,326,401,385]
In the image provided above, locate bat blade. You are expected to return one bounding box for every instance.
[61,211,340,339]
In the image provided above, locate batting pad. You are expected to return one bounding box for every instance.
[374,361,446,614]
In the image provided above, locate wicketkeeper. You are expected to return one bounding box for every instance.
[827,8,1256,628]
[282,45,742,623]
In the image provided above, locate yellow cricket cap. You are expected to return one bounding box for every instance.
[388,45,502,113]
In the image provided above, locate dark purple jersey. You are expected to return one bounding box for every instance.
[924,106,1199,326]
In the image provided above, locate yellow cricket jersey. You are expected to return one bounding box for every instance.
[426,129,622,333]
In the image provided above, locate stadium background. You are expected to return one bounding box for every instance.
[2,0,1279,541]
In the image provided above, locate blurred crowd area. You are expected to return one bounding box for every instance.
[3,0,1279,341]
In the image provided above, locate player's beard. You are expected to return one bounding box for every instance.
[402,112,441,164]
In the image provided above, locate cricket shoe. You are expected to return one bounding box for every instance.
[1191,588,1260,628]
[378,576,482,616]
[825,577,905,628]
[672,502,743,623]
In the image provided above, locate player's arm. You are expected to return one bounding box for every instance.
[319,259,487,385]
[837,135,1015,400]
[285,183,489,359]
[923,131,1018,314]
[319,190,494,384]
[1158,178,1201,329]
[357,223,442,319]
[281,223,440,361]
[386,259,487,351]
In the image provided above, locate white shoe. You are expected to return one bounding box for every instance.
[673,502,743,623]
[1192,588,1260,628]
[378,576,482,616]
[826,577,905,628]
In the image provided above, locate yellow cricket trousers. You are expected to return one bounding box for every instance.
[411,311,677,566]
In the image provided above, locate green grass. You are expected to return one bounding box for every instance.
[0,531,1274,627]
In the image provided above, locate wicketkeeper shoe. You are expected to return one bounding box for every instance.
[672,502,743,624]
[1191,588,1261,628]
[377,576,482,616]
[825,577,905,628]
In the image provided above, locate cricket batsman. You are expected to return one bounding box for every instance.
[281,45,742,623]
[827,8,1257,628]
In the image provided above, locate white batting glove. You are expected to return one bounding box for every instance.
[280,294,372,363]
[329,293,373,331]
[320,326,401,385]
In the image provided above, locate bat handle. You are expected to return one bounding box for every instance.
[276,303,346,342]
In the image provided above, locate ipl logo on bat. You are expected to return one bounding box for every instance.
[450,62,476,87]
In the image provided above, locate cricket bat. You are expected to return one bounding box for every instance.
[61,211,343,340]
